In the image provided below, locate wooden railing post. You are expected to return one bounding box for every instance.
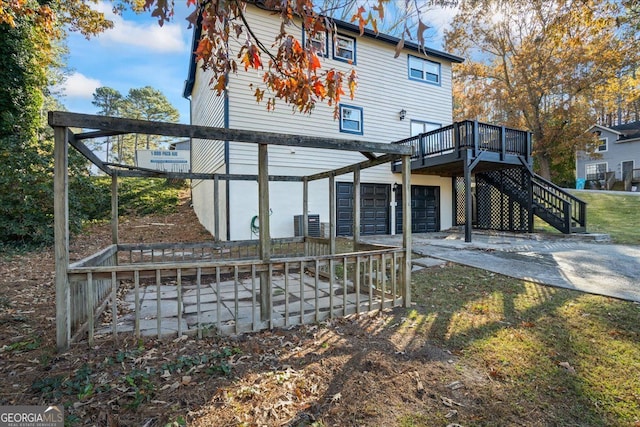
[473,120,480,157]
[454,122,461,159]
[500,126,506,161]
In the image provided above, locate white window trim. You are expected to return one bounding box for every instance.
[333,34,356,63]
[596,137,608,152]
[339,104,363,135]
[408,55,441,85]
[585,162,608,180]
[307,31,328,57]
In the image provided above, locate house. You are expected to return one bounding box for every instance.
[183,3,465,241]
[576,122,640,191]
[183,3,586,241]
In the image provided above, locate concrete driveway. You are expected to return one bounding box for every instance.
[364,231,640,302]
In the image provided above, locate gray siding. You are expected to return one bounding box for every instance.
[576,127,640,181]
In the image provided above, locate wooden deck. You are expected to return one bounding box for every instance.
[391,120,532,175]
[68,239,406,343]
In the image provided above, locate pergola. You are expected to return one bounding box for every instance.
[50,111,414,351]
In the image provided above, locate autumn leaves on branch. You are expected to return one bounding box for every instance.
[145,0,398,116]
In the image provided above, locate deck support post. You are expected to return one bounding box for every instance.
[401,155,412,307]
[54,126,70,351]
[111,172,119,245]
[464,149,473,243]
[258,144,271,322]
[353,166,360,246]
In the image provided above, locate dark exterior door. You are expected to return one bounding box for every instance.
[622,161,634,181]
[396,185,440,233]
[336,182,390,236]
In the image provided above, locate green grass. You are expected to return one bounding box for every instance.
[571,191,640,244]
[408,265,640,426]
[535,190,640,245]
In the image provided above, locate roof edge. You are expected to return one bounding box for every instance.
[183,2,464,98]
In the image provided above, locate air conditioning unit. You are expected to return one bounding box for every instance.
[294,214,320,237]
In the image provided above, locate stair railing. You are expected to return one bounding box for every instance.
[530,174,586,233]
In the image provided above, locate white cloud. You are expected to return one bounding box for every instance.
[58,72,101,98]
[94,1,188,53]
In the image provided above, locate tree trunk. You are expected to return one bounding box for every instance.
[537,155,552,181]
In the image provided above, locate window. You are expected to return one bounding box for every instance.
[339,104,363,135]
[306,31,328,57]
[596,137,608,152]
[333,34,356,63]
[408,55,440,84]
[410,120,440,136]
[585,162,607,181]
[411,120,443,155]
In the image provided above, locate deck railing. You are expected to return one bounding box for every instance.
[392,120,531,168]
[531,174,587,233]
[66,238,405,344]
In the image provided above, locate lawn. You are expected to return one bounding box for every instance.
[535,190,640,245]
[1,185,638,426]
[409,264,640,426]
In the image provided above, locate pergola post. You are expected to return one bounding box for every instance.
[258,144,271,322]
[111,172,119,245]
[303,177,309,256]
[353,166,361,246]
[54,126,70,351]
[329,173,336,254]
[402,155,412,307]
[214,175,220,241]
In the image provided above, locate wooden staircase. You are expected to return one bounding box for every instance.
[480,165,587,234]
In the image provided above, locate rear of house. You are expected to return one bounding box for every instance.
[183,4,464,241]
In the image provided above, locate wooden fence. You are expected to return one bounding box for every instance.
[65,238,405,345]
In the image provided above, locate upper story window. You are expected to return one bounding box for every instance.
[408,55,440,84]
[333,34,356,63]
[307,31,328,57]
[596,137,608,152]
[339,104,363,135]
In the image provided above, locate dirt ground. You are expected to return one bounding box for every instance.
[0,196,509,426]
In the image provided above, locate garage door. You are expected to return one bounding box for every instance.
[396,185,440,233]
[336,182,390,236]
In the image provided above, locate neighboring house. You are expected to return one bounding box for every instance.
[183,3,464,241]
[577,122,640,191]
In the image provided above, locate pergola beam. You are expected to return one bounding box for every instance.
[305,153,401,181]
[49,111,412,157]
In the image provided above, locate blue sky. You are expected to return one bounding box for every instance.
[57,2,194,123]
[56,2,456,124]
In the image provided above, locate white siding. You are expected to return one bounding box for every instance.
[192,5,457,240]
[190,66,227,237]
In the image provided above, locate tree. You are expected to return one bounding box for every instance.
[445,0,639,182]
[121,86,180,164]
[92,87,124,162]
[92,86,180,165]
[0,0,115,246]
